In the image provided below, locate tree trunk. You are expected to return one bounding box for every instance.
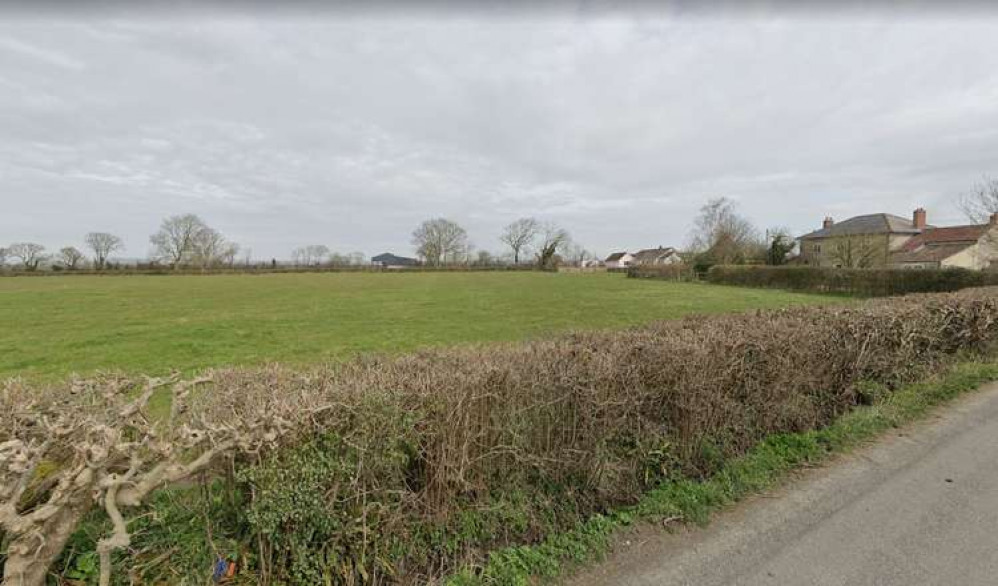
[2,497,92,586]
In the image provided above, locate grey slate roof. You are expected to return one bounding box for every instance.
[799,213,924,240]
[605,252,628,262]
[371,253,419,266]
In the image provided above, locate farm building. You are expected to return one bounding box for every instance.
[371,253,420,268]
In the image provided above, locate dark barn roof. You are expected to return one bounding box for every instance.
[371,253,419,266]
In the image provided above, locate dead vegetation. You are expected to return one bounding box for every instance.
[3,288,998,584]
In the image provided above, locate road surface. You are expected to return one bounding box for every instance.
[569,382,998,586]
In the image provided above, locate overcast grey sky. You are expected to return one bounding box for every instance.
[2,6,998,260]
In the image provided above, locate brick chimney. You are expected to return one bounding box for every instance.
[913,207,927,229]
[991,212,998,226]
[822,217,834,229]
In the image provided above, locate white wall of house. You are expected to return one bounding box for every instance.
[606,253,634,269]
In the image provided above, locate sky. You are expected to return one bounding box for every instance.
[2,3,998,261]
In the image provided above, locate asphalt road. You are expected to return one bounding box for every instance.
[569,382,998,586]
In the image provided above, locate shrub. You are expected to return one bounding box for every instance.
[704,265,998,297]
[4,288,998,584]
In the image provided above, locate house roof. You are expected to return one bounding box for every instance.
[632,247,677,263]
[605,252,629,262]
[371,253,419,265]
[799,213,924,240]
[891,224,991,264]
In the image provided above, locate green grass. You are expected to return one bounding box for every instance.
[444,357,998,586]
[0,272,837,380]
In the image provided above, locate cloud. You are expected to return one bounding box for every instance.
[1,13,997,258]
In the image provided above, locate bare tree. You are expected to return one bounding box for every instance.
[959,176,998,224]
[58,246,86,270]
[500,218,539,264]
[191,226,239,268]
[0,247,8,269]
[827,235,883,268]
[687,198,762,265]
[149,214,206,268]
[348,251,366,266]
[291,244,331,266]
[85,232,124,270]
[411,218,469,266]
[7,243,47,271]
[535,223,570,269]
[564,242,591,267]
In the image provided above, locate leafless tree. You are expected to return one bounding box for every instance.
[7,243,47,271]
[58,246,86,270]
[149,214,206,268]
[191,226,239,268]
[535,222,570,269]
[687,198,762,265]
[291,244,331,266]
[0,247,8,269]
[348,251,366,266]
[959,176,998,224]
[85,232,124,270]
[564,242,591,267]
[411,218,469,266]
[827,235,883,268]
[500,217,539,264]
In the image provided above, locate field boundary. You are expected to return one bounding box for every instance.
[443,357,998,585]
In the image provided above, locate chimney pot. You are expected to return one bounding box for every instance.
[913,207,927,229]
[823,217,834,229]
[990,212,998,226]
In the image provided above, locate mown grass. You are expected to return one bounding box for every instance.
[0,271,838,380]
[444,357,998,586]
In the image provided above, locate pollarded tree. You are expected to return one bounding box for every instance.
[412,218,469,266]
[7,242,47,271]
[500,217,539,264]
[535,223,570,269]
[58,246,86,270]
[85,232,124,270]
[149,214,206,268]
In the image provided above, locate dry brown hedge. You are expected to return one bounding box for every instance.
[4,288,998,584]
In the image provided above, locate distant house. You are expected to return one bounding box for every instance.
[799,208,998,270]
[631,247,682,266]
[604,252,635,269]
[891,219,998,270]
[371,253,420,268]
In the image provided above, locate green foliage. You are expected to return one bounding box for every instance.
[704,265,998,297]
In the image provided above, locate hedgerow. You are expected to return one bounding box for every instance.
[3,288,998,584]
[701,265,998,296]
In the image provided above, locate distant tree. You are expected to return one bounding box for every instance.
[474,250,495,266]
[688,198,762,265]
[150,214,206,267]
[348,251,366,266]
[535,223,570,269]
[192,227,239,268]
[85,232,124,270]
[564,242,591,267]
[0,247,7,268]
[412,218,469,266]
[8,243,47,271]
[959,176,998,223]
[58,246,86,270]
[291,245,330,266]
[328,252,351,267]
[765,228,796,266]
[500,218,539,264]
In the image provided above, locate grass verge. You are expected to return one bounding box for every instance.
[444,356,998,586]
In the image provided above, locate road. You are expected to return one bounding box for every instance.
[569,382,998,586]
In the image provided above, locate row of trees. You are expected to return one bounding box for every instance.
[411,217,576,268]
[0,215,239,271]
[0,233,124,271]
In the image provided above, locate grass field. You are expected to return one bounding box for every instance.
[0,271,840,380]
